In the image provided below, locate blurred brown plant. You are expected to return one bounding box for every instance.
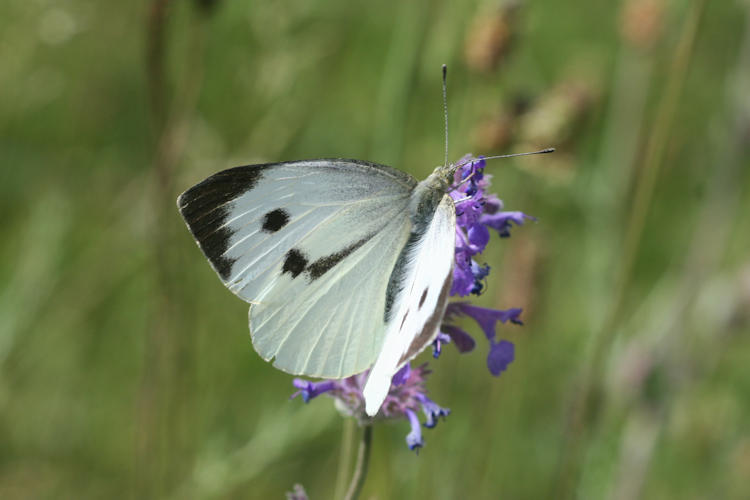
[465,1,522,73]
[474,75,599,183]
[474,95,531,152]
[498,234,541,319]
[620,0,666,51]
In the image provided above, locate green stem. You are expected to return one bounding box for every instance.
[343,425,373,500]
[334,418,355,500]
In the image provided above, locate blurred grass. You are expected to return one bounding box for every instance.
[1,0,749,499]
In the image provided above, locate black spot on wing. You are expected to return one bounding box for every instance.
[418,288,428,309]
[177,164,270,281]
[283,249,308,278]
[261,209,290,233]
[305,233,375,281]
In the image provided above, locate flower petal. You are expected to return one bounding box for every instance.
[431,332,451,358]
[451,250,476,297]
[456,200,484,227]
[440,324,476,353]
[482,194,503,214]
[467,223,490,250]
[417,394,451,428]
[290,379,336,403]
[470,261,491,295]
[405,409,424,452]
[481,211,535,238]
[449,303,524,340]
[391,363,411,386]
[487,340,515,376]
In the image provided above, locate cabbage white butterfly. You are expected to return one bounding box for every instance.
[177,67,552,415]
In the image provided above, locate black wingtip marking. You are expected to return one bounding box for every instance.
[178,165,268,221]
[283,249,309,278]
[178,165,269,281]
[262,209,290,233]
[181,203,237,281]
[418,288,428,309]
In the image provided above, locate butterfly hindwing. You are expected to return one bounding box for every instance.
[178,159,417,378]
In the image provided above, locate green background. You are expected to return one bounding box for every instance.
[1,0,749,498]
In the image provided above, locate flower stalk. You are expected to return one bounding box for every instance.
[343,425,373,500]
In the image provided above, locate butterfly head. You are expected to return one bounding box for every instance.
[424,156,485,195]
[427,163,458,190]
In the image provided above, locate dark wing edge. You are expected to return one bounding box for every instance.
[176,159,418,282]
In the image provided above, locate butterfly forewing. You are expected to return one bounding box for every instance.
[178,159,417,378]
[363,186,456,415]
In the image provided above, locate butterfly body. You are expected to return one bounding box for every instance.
[178,159,456,415]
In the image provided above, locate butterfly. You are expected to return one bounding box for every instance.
[177,158,458,416]
[177,63,552,415]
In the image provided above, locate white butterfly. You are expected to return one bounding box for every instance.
[177,159,458,416]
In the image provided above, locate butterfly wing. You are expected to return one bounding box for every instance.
[363,186,456,415]
[178,159,417,378]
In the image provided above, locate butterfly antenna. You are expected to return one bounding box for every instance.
[481,148,556,162]
[447,147,555,192]
[442,64,449,169]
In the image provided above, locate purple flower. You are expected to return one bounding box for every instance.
[404,409,424,451]
[481,211,536,238]
[417,393,450,428]
[441,302,522,377]
[440,324,476,353]
[445,303,523,340]
[431,331,451,358]
[291,154,532,450]
[391,363,411,385]
[468,223,490,250]
[291,363,449,452]
[487,340,515,376]
[449,155,535,297]
[483,194,503,214]
[290,379,337,403]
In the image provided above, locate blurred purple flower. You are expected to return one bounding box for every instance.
[285,484,308,500]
